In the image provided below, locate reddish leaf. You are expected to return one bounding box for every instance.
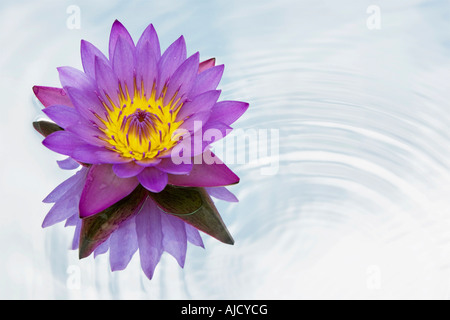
[78,185,147,259]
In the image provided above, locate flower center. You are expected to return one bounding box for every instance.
[124,109,156,144]
[99,85,184,161]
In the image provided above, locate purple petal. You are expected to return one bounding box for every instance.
[136,23,160,60]
[176,90,221,121]
[208,101,249,126]
[65,213,79,227]
[168,154,239,187]
[43,131,86,156]
[112,36,135,95]
[136,197,163,280]
[58,66,96,92]
[135,39,158,97]
[198,58,216,73]
[171,122,232,158]
[42,168,88,227]
[66,122,108,147]
[80,40,109,80]
[178,111,211,133]
[156,36,186,98]
[109,217,138,271]
[161,212,187,267]
[205,186,239,202]
[135,157,162,167]
[64,86,106,127]
[43,168,85,203]
[189,64,224,98]
[33,86,73,108]
[199,121,233,149]
[185,223,204,248]
[113,161,145,178]
[42,105,81,129]
[57,157,80,170]
[137,167,168,193]
[94,239,110,258]
[79,164,139,218]
[43,105,106,147]
[156,157,193,175]
[94,56,120,108]
[71,144,130,165]
[167,131,204,159]
[71,219,82,250]
[109,20,134,61]
[163,52,199,106]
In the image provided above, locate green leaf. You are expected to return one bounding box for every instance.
[150,185,234,245]
[32,120,63,137]
[148,185,203,215]
[78,185,147,259]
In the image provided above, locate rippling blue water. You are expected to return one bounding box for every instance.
[1,0,450,299]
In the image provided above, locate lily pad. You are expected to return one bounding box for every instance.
[78,185,147,259]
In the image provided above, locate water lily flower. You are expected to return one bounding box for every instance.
[33,20,248,279]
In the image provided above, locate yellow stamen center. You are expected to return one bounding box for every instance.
[99,84,184,161]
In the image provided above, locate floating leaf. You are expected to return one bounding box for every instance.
[78,185,147,259]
